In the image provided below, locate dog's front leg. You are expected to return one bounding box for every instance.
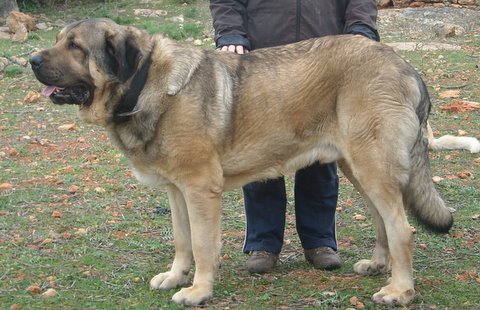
[171,183,222,306]
[151,185,193,290]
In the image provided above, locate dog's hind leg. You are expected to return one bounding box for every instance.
[340,159,415,305]
[151,185,193,290]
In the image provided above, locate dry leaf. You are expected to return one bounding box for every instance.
[349,296,364,308]
[87,154,98,161]
[0,183,14,190]
[450,231,464,238]
[438,89,460,99]
[75,228,88,236]
[349,296,359,305]
[456,271,477,283]
[24,91,42,103]
[440,100,480,112]
[57,123,77,131]
[419,243,428,249]
[113,230,127,238]
[10,304,20,310]
[82,270,92,277]
[26,284,41,293]
[354,214,367,221]
[51,211,63,218]
[41,238,53,245]
[42,288,57,298]
[95,187,106,193]
[4,147,18,156]
[457,171,472,179]
[57,194,69,200]
[68,185,80,193]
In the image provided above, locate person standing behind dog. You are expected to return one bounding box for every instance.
[210,0,380,274]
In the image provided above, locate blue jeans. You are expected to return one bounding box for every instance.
[242,162,338,254]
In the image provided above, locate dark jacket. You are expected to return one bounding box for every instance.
[210,0,379,50]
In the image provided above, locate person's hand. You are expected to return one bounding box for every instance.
[218,45,249,54]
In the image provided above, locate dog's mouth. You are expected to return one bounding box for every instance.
[42,85,91,105]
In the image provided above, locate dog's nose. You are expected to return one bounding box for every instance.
[29,54,44,70]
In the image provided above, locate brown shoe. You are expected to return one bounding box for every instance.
[304,247,342,270]
[246,251,279,274]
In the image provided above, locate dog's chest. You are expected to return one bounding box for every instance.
[131,167,170,190]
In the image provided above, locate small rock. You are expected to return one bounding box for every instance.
[435,23,465,38]
[168,15,184,23]
[133,9,167,17]
[36,22,48,31]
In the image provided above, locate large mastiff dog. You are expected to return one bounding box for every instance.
[30,19,453,306]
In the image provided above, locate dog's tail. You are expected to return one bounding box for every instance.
[403,79,453,233]
[427,123,480,153]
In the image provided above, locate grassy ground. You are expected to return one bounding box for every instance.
[1,1,479,309]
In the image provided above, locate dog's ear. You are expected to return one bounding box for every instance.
[105,28,142,82]
[165,43,203,96]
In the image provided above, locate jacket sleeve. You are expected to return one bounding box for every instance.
[209,0,251,49]
[344,0,380,41]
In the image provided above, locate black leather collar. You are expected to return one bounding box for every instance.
[112,52,153,123]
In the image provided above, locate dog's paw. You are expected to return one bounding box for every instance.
[172,285,212,306]
[354,259,389,275]
[372,284,415,306]
[150,271,189,290]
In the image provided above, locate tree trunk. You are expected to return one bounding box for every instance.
[1,0,18,22]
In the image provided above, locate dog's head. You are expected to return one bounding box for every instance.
[30,18,152,125]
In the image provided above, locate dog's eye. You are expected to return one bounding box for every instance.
[68,42,80,50]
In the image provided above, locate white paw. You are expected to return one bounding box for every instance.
[172,285,212,306]
[353,259,389,275]
[372,284,415,305]
[150,271,189,290]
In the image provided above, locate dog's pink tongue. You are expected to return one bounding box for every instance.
[42,85,57,97]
